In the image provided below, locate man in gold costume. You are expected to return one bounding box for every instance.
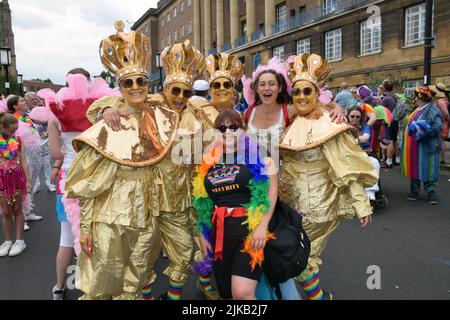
[64,21,179,300]
[90,39,206,300]
[279,53,378,300]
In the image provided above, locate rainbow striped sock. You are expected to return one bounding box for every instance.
[198,275,215,292]
[167,279,184,300]
[142,284,154,300]
[299,270,324,300]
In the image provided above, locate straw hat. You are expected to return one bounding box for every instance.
[429,82,449,98]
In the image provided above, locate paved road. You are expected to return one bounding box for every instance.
[1,168,449,300]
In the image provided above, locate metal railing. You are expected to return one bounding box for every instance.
[235,34,247,48]
[251,29,265,42]
[221,42,231,52]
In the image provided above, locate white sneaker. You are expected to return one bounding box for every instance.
[24,223,30,231]
[32,186,41,194]
[0,241,13,257]
[8,241,27,257]
[25,213,43,221]
[52,285,66,300]
[48,184,56,192]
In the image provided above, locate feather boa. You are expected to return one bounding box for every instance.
[192,136,274,274]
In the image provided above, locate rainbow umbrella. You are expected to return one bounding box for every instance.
[373,105,394,126]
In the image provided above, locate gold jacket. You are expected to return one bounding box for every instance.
[280,108,378,223]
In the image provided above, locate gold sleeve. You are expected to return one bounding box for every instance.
[322,132,379,219]
[78,198,94,235]
[86,96,123,124]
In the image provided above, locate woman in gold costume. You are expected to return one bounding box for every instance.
[279,53,378,300]
[64,21,179,300]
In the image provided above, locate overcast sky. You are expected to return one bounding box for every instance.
[9,0,159,84]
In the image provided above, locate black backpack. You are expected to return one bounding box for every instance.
[263,200,311,287]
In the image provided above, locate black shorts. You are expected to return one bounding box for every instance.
[212,217,262,299]
[388,120,399,141]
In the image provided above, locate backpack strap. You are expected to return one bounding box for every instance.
[244,104,256,123]
[282,103,290,126]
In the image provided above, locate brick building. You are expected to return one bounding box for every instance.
[133,0,450,95]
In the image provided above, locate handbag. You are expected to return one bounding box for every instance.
[263,199,310,287]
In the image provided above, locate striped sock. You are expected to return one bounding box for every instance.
[142,284,154,300]
[299,270,324,300]
[167,279,184,300]
[198,275,215,292]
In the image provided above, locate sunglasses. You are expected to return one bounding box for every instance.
[211,81,233,90]
[350,115,361,119]
[171,87,193,98]
[291,87,314,96]
[216,124,240,133]
[120,77,148,89]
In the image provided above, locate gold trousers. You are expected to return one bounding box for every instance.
[76,220,159,299]
[156,209,194,282]
[297,218,341,280]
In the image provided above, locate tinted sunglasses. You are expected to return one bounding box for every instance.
[120,77,148,89]
[171,87,193,98]
[211,81,233,90]
[350,115,361,119]
[216,124,240,133]
[291,87,314,96]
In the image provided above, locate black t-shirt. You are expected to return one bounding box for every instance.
[204,160,252,239]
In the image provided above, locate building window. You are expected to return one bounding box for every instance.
[167,14,170,23]
[325,28,342,61]
[174,30,178,42]
[276,2,287,32]
[405,3,426,46]
[188,20,192,34]
[360,19,381,55]
[273,45,285,60]
[173,7,177,18]
[188,0,192,7]
[180,1,184,13]
[296,38,310,55]
[323,0,337,15]
[253,53,262,71]
[180,25,185,38]
[241,21,247,37]
[403,79,423,98]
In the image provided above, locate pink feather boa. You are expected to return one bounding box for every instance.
[58,172,81,255]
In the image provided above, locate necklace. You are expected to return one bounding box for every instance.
[0,132,19,160]
[260,105,279,114]
[14,112,36,133]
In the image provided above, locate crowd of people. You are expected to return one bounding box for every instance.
[0,21,449,301]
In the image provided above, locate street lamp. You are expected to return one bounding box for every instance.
[155,52,163,92]
[0,47,11,96]
[17,74,23,95]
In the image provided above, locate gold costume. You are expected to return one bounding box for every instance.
[281,54,378,278]
[64,22,179,299]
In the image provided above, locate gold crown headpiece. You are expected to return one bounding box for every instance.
[161,40,205,88]
[205,52,244,85]
[288,53,331,88]
[99,20,151,81]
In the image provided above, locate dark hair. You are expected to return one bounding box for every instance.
[346,105,366,128]
[253,70,292,105]
[383,80,394,92]
[67,68,91,80]
[6,95,20,113]
[214,109,246,131]
[194,89,209,98]
[0,112,18,129]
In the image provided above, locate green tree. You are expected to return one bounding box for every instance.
[0,74,21,96]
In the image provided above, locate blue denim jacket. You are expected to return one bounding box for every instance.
[413,103,444,153]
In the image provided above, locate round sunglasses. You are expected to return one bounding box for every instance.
[171,86,193,98]
[291,87,314,96]
[120,77,148,89]
[216,124,241,133]
[211,81,233,90]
